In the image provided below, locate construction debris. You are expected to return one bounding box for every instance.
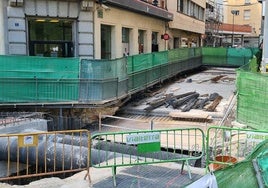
[210,75,226,83]
[169,111,212,122]
[144,92,196,111]
[144,91,222,113]
[206,95,223,112]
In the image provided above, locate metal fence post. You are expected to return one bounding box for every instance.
[150,120,154,130]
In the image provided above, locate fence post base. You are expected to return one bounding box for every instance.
[112,166,117,187]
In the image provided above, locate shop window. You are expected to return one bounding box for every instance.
[28,19,74,57]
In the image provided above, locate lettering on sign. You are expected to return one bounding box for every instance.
[247,132,268,143]
[126,132,160,145]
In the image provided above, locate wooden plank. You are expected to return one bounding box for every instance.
[206,96,223,111]
[169,111,212,122]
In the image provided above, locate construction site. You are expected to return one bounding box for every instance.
[0,46,268,187]
[0,65,238,187]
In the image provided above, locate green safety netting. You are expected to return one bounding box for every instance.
[256,149,268,186]
[80,58,128,101]
[0,47,260,103]
[214,140,268,188]
[0,55,80,102]
[202,47,258,67]
[168,48,191,62]
[152,51,168,66]
[80,58,127,80]
[0,55,79,78]
[236,59,268,130]
[202,47,228,66]
[227,48,253,66]
[127,53,153,73]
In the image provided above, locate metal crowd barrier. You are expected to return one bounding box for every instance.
[206,126,268,171]
[0,130,90,181]
[91,128,205,186]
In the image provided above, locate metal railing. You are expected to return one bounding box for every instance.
[91,127,205,186]
[206,126,268,171]
[0,130,90,181]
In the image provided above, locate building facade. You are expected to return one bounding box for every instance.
[223,0,262,47]
[0,0,94,58]
[167,0,206,48]
[0,0,206,59]
[94,0,173,59]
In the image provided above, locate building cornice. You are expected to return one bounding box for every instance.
[105,0,173,21]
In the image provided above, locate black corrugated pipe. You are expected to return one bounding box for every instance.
[0,136,116,169]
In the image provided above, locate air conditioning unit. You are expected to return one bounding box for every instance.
[9,0,23,7]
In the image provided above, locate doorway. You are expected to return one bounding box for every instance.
[101,25,112,59]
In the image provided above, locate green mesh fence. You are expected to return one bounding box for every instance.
[80,58,128,101]
[127,53,153,73]
[152,51,168,66]
[0,56,79,102]
[256,149,268,186]
[227,48,253,66]
[127,48,202,93]
[0,55,79,78]
[236,60,268,130]
[214,140,268,188]
[168,48,191,62]
[202,47,257,67]
[80,58,127,80]
[202,47,228,66]
[0,47,258,103]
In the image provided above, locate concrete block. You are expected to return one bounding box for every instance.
[69,2,79,18]
[78,11,93,21]
[7,6,24,17]
[24,0,35,15]
[58,1,68,17]
[78,21,93,33]
[8,18,25,30]
[9,43,26,55]
[48,0,58,17]
[36,0,47,16]
[78,33,93,44]
[79,44,93,56]
[8,31,26,43]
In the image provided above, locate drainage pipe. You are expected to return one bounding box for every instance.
[0,136,115,170]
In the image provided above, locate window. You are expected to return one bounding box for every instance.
[101,25,112,59]
[194,4,199,18]
[199,7,204,20]
[244,10,250,20]
[189,2,193,16]
[152,32,158,52]
[138,30,145,54]
[28,19,74,57]
[122,28,129,43]
[177,0,183,12]
[245,0,250,4]
[177,0,204,20]
[122,27,130,56]
[187,0,190,14]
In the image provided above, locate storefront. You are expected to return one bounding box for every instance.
[1,0,94,58]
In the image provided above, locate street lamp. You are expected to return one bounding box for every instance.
[231,10,239,47]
